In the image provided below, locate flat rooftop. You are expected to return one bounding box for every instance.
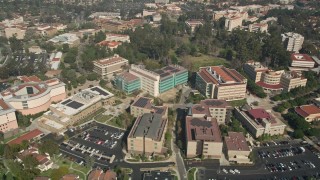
[153,65,187,79]
[186,116,222,142]
[129,113,167,141]
[117,72,139,83]
[94,54,128,66]
[225,132,250,152]
[198,66,246,86]
[191,99,230,115]
[51,86,113,116]
[131,96,167,116]
[291,53,314,62]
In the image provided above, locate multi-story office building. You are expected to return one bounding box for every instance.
[189,99,232,124]
[114,72,140,94]
[290,53,315,68]
[129,65,188,97]
[127,113,167,155]
[225,16,243,31]
[295,104,320,123]
[0,99,18,132]
[234,107,286,138]
[243,61,307,93]
[0,77,66,115]
[130,96,167,118]
[281,32,304,53]
[38,86,114,132]
[4,27,26,39]
[195,66,247,101]
[93,54,129,78]
[185,116,223,159]
[248,23,268,33]
[224,132,251,164]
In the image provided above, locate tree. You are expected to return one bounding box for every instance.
[292,129,304,139]
[94,31,106,43]
[62,44,70,53]
[20,140,29,150]
[99,79,107,87]
[22,155,39,169]
[77,75,86,84]
[38,140,59,156]
[87,73,98,81]
[85,155,95,168]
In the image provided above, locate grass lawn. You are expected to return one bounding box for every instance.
[95,114,113,123]
[4,130,27,143]
[106,118,122,129]
[187,168,197,180]
[40,155,91,179]
[229,99,247,107]
[74,108,106,126]
[183,55,229,71]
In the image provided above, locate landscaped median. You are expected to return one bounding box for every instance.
[187,167,198,180]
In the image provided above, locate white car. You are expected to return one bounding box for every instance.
[234,169,240,174]
[229,169,235,174]
[222,169,228,174]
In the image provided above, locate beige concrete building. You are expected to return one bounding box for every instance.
[93,54,129,78]
[243,61,307,93]
[189,99,232,124]
[290,53,315,69]
[0,77,66,115]
[4,27,26,39]
[38,86,114,133]
[186,116,222,159]
[0,99,18,133]
[105,33,130,43]
[281,32,304,53]
[295,104,320,123]
[127,113,167,155]
[130,96,168,119]
[196,66,247,101]
[224,132,251,164]
[248,23,268,33]
[234,107,286,138]
[185,20,203,33]
[225,16,243,31]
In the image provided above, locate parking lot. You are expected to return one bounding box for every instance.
[59,122,126,169]
[202,142,320,180]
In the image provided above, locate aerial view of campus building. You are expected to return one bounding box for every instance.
[127,113,168,155]
[224,132,251,164]
[114,72,141,94]
[235,106,286,138]
[129,64,188,97]
[0,99,18,132]
[38,86,113,132]
[93,54,129,78]
[0,76,66,115]
[130,96,168,118]
[195,66,247,101]
[185,116,223,159]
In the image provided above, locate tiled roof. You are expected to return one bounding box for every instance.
[8,129,43,145]
[295,104,320,117]
[0,99,9,110]
[256,81,283,90]
[198,66,245,85]
[291,53,314,62]
[225,132,250,152]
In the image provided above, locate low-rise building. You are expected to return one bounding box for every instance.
[97,41,122,50]
[105,33,130,43]
[189,99,232,124]
[185,116,223,159]
[225,16,243,31]
[48,33,80,47]
[38,86,114,132]
[129,64,188,97]
[8,129,43,145]
[224,132,251,164]
[243,61,307,93]
[28,46,44,54]
[17,146,53,172]
[0,99,18,133]
[88,169,117,180]
[248,23,268,33]
[290,53,315,69]
[93,54,129,78]
[127,113,168,155]
[185,20,203,33]
[130,96,168,118]
[234,107,286,138]
[0,77,66,115]
[4,26,26,39]
[49,52,62,70]
[114,72,140,94]
[295,104,320,123]
[195,66,247,101]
